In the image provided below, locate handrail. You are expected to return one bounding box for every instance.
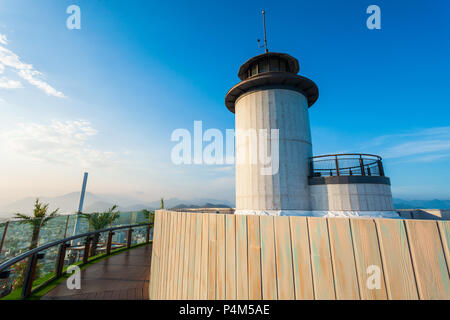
[0,222,152,299]
[310,153,382,160]
[0,222,150,272]
[309,153,385,177]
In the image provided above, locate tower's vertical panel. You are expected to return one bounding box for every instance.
[235,89,312,211]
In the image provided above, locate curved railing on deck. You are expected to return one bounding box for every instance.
[0,222,152,299]
[309,153,385,177]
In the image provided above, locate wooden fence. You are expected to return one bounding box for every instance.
[149,210,450,300]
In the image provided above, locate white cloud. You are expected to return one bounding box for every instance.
[17,69,65,97]
[363,127,450,163]
[0,34,7,45]
[0,34,65,97]
[0,120,117,167]
[0,76,22,89]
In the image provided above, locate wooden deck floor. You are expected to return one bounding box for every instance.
[42,244,152,300]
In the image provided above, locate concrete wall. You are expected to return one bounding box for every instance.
[310,183,394,211]
[235,88,312,211]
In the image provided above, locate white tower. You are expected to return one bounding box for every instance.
[225,52,319,215]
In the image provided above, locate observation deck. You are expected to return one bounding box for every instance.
[308,153,391,186]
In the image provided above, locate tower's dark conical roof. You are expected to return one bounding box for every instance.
[225,52,319,113]
[238,52,299,80]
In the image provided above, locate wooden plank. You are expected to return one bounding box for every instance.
[216,214,226,299]
[375,219,418,300]
[225,214,237,300]
[155,211,163,300]
[161,212,169,300]
[207,214,217,299]
[289,216,314,300]
[351,218,388,300]
[157,211,164,299]
[159,211,168,299]
[164,212,172,299]
[260,215,277,300]
[151,211,160,299]
[327,218,360,300]
[149,211,161,299]
[171,213,181,299]
[172,213,182,299]
[163,211,171,300]
[437,221,450,274]
[193,213,202,299]
[166,212,175,299]
[172,212,181,300]
[187,213,197,299]
[181,213,191,299]
[405,220,450,299]
[176,213,186,299]
[199,214,209,300]
[247,215,262,300]
[135,287,143,300]
[308,217,336,300]
[274,216,294,300]
[236,215,249,300]
[127,288,136,300]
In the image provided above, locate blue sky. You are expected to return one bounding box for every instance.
[0,0,449,206]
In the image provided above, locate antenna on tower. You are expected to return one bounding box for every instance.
[257,10,269,53]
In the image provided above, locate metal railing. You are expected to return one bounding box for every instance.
[309,153,385,177]
[0,222,152,299]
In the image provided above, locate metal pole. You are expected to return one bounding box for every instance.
[0,221,9,256]
[335,155,340,176]
[83,237,91,264]
[127,228,133,249]
[262,10,268,53]
[106,232,114,255]
[63,216,69,238]
[73,172,89,238]
[21,254,38,299]
[55,243,67,278]
[377,160,385,176]
[359,156,366,176]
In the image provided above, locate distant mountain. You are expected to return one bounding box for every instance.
[393,198,450,210]
[0,192,100,214]
[83,201,118,213]
[0,192,234,217]
[170,203,231,209]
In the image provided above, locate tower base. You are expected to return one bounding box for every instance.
[234,209,400,219]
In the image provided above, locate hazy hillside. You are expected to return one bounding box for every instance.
[0,192,234,218]
[170,203,231,209]
[393,198,450,210]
